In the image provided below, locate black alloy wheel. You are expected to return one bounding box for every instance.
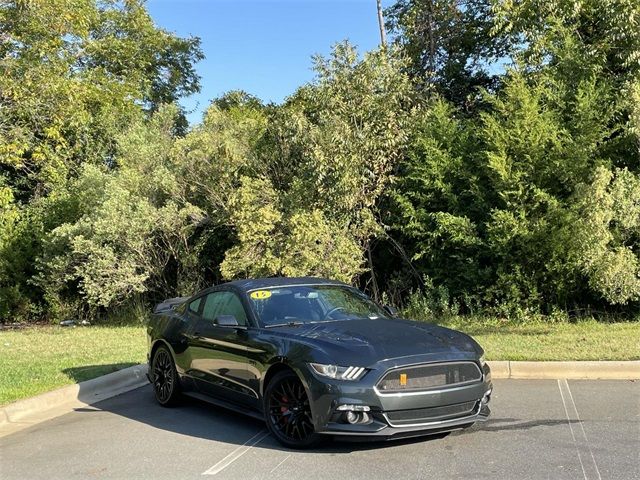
[152,346,180,406]
[264,370,321,449]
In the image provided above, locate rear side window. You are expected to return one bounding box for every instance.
[188,297,202,314]
[201,291,248,326]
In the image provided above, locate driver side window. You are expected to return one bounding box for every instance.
[202,291,248,326]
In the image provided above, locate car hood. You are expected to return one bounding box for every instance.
[269,317,481,365]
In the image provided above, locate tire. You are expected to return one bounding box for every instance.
[264,370,322,449]
[151,345,181,407]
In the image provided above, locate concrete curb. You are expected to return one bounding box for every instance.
[0,364,148,438]
[487,360,640,380]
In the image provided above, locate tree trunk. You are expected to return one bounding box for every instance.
[366,241,380,302]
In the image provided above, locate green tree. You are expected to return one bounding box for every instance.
[388,99,488,301]
[218,43,415,289]
[35,106,202,316]
[0,0,202,199]
[387,0,640,315]
[566,167,640,305]
[386,0,509,109]
[219,177,364,283]
[493,0,640,80]
[0,0,202,320]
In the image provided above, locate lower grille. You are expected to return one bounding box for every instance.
[385,401,478,426]
[376,361,482,393]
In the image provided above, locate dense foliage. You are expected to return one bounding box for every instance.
[1,0,639,323]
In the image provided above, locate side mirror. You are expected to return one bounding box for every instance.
[214,315,239,327]
[383,305,398,317]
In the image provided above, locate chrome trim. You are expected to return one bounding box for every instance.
[383,402,482,428]
[245,282,345,295]
[373,381,481,397]
[336,404,371,411]
[374,361,483,396]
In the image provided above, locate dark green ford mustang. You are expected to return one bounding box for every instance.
[147,277,492,448]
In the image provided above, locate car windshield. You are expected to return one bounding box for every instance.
[247,285,388,326]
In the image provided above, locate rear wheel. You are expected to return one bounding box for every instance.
[264,370,322,449]
[151,345,180,407]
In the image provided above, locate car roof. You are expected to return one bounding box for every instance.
[220,276,348,293]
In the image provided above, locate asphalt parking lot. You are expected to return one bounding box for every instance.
[1,379,638,480]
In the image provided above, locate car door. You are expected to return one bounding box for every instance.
[186,290,258,406]
[171,295,205,376]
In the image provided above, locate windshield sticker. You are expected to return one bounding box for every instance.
[250,290,272,300]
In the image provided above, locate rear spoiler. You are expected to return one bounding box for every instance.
[153,297,189,314]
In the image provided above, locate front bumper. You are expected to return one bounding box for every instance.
[300,357,492,439]
[321,402,490,440]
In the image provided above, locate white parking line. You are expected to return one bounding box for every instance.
[269,454,291,474]
[202,429,270,476]
[558,379,588,480]
[564,379,602,480]
[558,379,602,480]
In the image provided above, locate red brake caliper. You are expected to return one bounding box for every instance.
[280,396,289,421]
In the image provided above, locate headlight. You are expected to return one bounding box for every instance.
[479,355,486,367]
[309,363,367,381]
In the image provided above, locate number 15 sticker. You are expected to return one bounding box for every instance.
[250,290,272,300]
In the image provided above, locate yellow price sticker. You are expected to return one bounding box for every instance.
[250,290,272,300]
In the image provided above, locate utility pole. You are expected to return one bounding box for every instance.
[427,0,435,76]
[376,0,387,48]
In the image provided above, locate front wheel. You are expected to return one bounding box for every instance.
[151,345,181,407]
[264,370,322,449]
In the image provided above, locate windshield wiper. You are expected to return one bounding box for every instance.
[264,321,305,328]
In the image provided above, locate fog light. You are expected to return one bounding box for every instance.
[482,388,492,404]
[343,410,373,425]
[346,411,358,424]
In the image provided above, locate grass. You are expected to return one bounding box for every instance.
[0,325,146,406]
[431,317,640,361]
[1,315,638,406]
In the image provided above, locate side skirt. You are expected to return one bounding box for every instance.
[181,391,265,422]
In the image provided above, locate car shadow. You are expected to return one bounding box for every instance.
[73,384,454,454]
[480,416,581,432]
[62,363,138,383]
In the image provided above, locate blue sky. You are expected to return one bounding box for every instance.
[147,0,390,123]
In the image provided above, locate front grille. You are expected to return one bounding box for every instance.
[376,362,482,393]
[385,401,478,426]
